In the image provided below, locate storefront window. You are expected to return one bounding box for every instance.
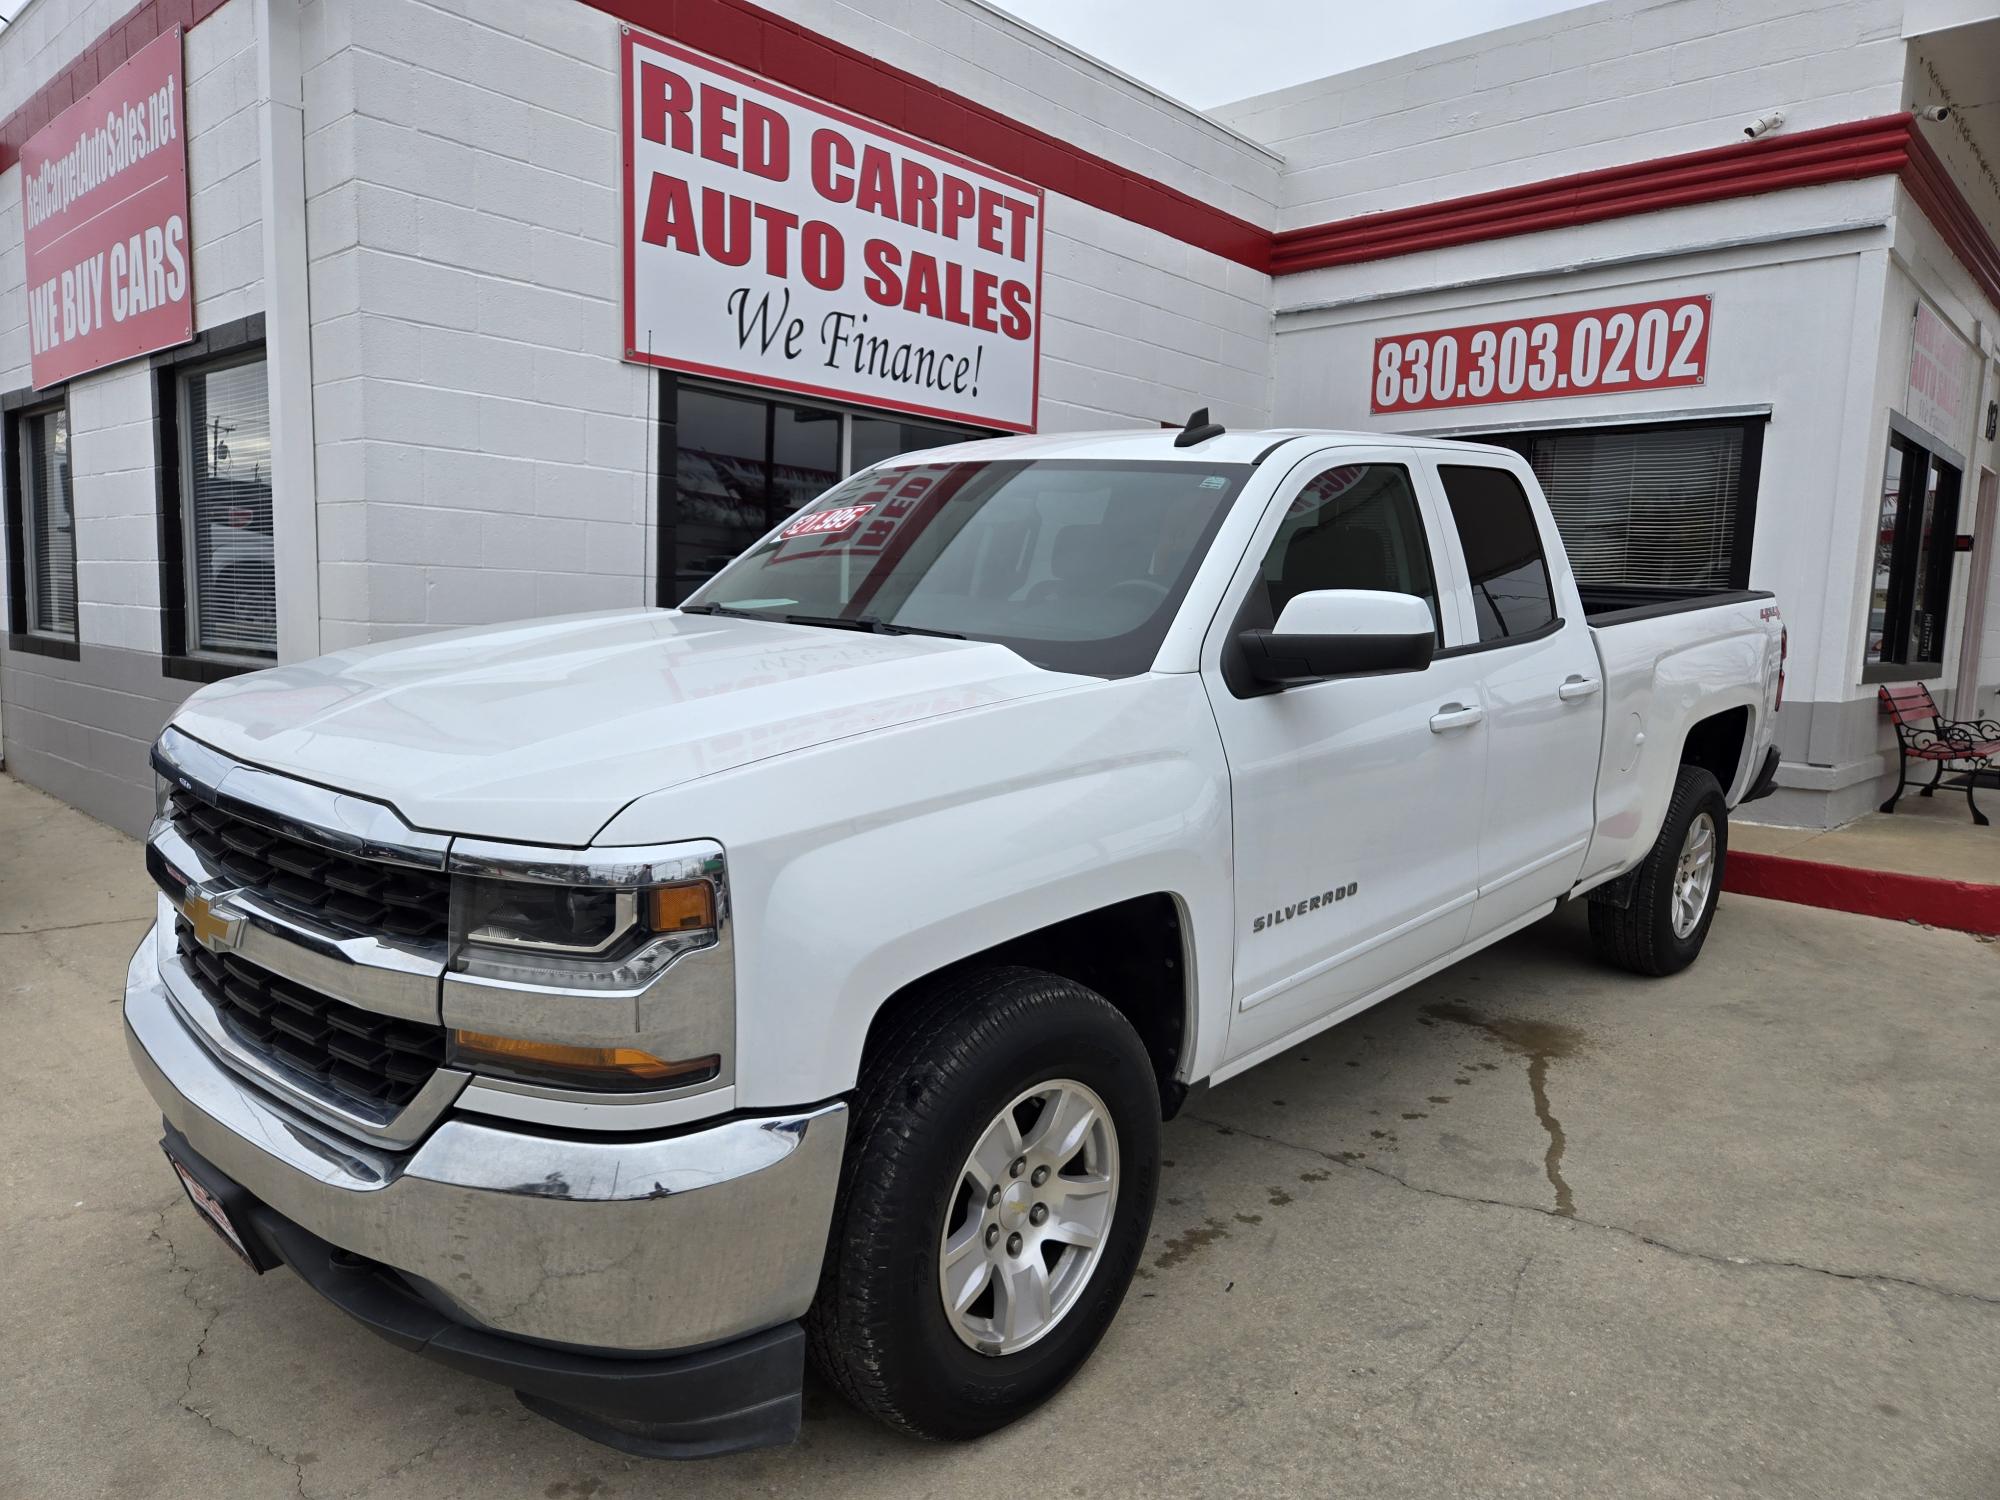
[661,379,989,601]
[1866,427,1960,677]
[179,356,277,659]
[17,403,77,641]
[850,415,970,470]
[1512,419,1757,594]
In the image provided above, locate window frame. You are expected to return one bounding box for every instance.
[653,374,995,605]
[1862,414,1963,684]
[152,314,271,682]
[2,387,81,658]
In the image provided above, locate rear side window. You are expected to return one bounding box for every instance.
[1247,463,1440,637]
[1438,465,1556,642]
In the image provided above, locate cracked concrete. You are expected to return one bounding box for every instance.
[1178,1109,2000,1308]
[2,771,1997,1498]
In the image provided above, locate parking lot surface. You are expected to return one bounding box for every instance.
[2,771,1995,1499]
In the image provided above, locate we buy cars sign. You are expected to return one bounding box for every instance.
[621,29,1043,432]
[21,28,193,389]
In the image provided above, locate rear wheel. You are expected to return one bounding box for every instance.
[806,967,1160,1440]
[1589,764,1728,976]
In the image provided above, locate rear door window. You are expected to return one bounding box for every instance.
[1437,464,1556,642]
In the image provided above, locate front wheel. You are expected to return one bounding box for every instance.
[1589,763,1729,976]
[806,967,1160,1440]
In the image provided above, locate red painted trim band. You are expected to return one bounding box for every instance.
[1274,111,2000,315]
[580,0,1274,270]
[1271,115,1917,272]
[1723,848,2000,936]
[0,0,227,172]
[1899,126,2000,320]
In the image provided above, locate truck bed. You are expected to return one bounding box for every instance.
[1580,584,1775,628]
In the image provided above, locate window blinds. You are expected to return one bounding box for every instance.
[183,359,277,658]
[25,408,76,638]
[1526,424,1742,591]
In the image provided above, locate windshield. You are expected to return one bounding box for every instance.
[682,460,1249,677]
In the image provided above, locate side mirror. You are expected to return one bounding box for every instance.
[1237,589,1436,687]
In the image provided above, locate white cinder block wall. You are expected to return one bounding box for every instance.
[1213,0,1911,226]
[298,0,1280,651]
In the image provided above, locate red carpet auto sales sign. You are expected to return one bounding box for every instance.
[621,29,1044,432]
[22,28,193,390]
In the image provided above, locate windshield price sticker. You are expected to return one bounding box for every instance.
[1371,295,1711,415]
[779,503,876,541]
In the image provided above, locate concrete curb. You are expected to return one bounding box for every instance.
[1724,849,2000,936]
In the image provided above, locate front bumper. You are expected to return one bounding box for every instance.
[125,924,845,1376]
[162,1122,809,1456]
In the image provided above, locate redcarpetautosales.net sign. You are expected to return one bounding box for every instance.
[621,29,1044,432]
[22,28,193,390]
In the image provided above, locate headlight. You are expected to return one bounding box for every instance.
[443,840,732,1096]
[449,873,718,989]
[460,880,637,955]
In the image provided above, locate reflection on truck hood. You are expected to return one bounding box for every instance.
[171,609,1091,846]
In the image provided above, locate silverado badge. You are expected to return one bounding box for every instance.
[1253,882,1359,934]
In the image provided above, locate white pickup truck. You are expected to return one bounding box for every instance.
[127,419,1784,1456]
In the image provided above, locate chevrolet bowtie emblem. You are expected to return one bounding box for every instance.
[182,886,244,952]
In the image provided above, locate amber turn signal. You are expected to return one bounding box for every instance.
[449,1030,720,1091]
[646,879,716,933]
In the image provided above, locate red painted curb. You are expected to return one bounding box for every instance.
[1723,849,2000,936]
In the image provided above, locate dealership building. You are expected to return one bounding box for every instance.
[2,0,1998,834]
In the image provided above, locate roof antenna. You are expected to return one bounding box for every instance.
[1174,406,1225,447]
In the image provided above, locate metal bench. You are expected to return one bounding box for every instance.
[1878,683,2000,827]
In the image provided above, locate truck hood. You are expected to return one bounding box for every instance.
[171,609,1090,845]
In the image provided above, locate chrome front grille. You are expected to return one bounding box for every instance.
[168,787,451,942]
[174,919,446,1111]
[148,726,465,1145]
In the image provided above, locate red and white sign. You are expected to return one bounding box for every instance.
[1906,300,1973,445]
[621,29,1044,433]
[1370,295,1711,416]
[21,29,193,390]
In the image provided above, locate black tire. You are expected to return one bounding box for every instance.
[806,966,1160,1440]
[1589,764,1729,976]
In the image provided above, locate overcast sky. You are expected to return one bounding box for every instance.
[986,0,1596,109]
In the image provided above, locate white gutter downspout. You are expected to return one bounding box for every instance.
[256,0,320,661]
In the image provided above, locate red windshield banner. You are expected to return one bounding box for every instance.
[22,28,194,389]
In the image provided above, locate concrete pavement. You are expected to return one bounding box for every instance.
[2,770,1995,1499]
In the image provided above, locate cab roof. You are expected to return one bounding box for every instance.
[877,426,1512,469]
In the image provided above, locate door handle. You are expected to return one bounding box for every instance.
[1429,702,1484,733]
[1558,675,1601,702]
